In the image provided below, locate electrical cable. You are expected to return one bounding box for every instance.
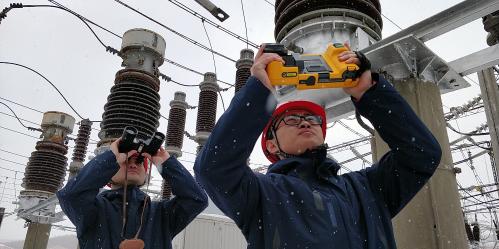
[447,123,490,136]
[0,156,26,168]
[113,0,236,62]
[0,148,29,159]
[0,111,100,143]
[463,198,499,209]
[163,58,233,87]
[381,13,403,30]
[0,102,42,132]
[166,0,258,48]
[0,96,43,114]
[338,120,366,138]
[202,20,218,75]
[7,1,234,87]
[0,96,101,132]
[200,18,227,112]
[240,0,249,49]
[0,125,39,139]
[0,125,94,153]
[0,61,86,119]
[263,0,275,7]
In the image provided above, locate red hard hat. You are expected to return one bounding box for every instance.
[261,101,327,163]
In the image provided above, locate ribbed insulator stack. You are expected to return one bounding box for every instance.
[99,72,161,142]
[165,92,188,157]
[196,73,218,133]
[98,29,166,149]
[21,112,75,194]
[194,72,218,154]
[163,91,189,199]
[235,49,254,93]
[445,95,482,121]
[483,11,499,46]
[274,0,382,38]
[69,119,92,178]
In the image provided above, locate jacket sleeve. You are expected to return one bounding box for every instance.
[194,76,277,230]
[56,150,119,236]
[160,156,208,237]
[354,74,442,217]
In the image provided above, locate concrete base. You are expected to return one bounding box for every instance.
[23,223,52,249]
[371,78,468,249]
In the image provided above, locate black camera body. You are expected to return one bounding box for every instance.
[118,126,165,163]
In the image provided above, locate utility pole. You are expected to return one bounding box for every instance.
[479,11,499,189]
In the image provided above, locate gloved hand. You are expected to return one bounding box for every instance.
[338,43,375,101]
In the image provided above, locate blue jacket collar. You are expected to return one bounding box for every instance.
[267,156,341,181]
[101,185,147,202]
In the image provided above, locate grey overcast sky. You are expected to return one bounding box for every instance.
[0,0,494,244]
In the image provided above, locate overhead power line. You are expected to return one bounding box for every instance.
[0,61,87,120]
[50,0,234,88]
[0,111,100,143]
[240,0,249,49]
[113,0,236,63]
[0,125,39,139]
[166,0,258,48]
[0,96,102,133]
[0,102,42,132]
[0,96,43,114]
[4,1,234,87]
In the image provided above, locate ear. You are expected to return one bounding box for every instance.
[266,139,279,155]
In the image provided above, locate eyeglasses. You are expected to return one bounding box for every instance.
[275,114,323,128]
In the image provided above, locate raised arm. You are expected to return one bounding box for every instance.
[56,150,119,236]
[194,76,277,228]
[354,74,442,216]
[158,156,208,237]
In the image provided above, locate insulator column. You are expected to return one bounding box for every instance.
[235,49,254,93]
[163,91,189,199]
[194,72,218,153]
[97,29,166,153]
[20,112,75,197]
[18,111,75,249]
[68,119,92,179]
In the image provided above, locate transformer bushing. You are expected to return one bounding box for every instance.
[163,92,189,199]
[195,72,218,153]
[97,29,166,153]
[483,11,499,46]
[68,119,92,179]
[275,0,382,44]
[272,0,382,121]
[165,92,188,157]
[235,49,254,93]
[18,111,75,223]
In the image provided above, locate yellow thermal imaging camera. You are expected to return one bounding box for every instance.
[264,43,360,90]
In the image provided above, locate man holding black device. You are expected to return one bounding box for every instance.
[57,127,208,249]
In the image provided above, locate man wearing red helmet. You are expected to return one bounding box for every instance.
[57,138,208,249]
[194,44,441,249]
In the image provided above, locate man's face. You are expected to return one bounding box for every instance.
[266,110,325,157]
[111,156,146,187]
